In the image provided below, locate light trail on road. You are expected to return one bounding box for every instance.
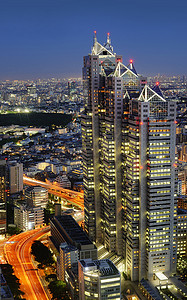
[23,176,83,196]
[23,176,84,209]
[4,227,50,300]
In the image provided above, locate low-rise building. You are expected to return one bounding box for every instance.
[65,263,79,300]
[78,258,121,300]
[54,174,71,189]
[177,208,187,257]
[50,215,97,260]
[25,186,48,208]
[178,195,187,210]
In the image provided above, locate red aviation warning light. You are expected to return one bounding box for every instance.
[130,59,133,64]
[156,81,159,86]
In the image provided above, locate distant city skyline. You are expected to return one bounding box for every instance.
[1,0,187,80]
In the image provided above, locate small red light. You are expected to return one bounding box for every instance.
[94,30,96,34]
[107,32,110,36]
[5,158,7,160]
[174,121,177,124]
[140,121,143,125]
[156,81,159,86]
[140,166,143,169]
[130,59,133,63]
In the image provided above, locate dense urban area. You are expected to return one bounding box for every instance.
[0,71,186,300]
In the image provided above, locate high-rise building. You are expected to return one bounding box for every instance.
[125,86,177,280]
[14,204,44,231]
[82,32,140,253]
[82,33,177,281]
[0,160,7,234]
[7,162,23,194]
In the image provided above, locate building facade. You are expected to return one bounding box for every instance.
[177,208,187,257]
[78,258,121,300]
[125,86,177,280]
[50,215,97,260]
[82,33,177,281]
[14,204,44,231]
[57,242,78,281]
[25,186,48,208]
[8,162,23,194]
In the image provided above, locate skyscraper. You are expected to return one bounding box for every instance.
[82,33,177,281]
[82,32,140,254]
[125,86,177,280]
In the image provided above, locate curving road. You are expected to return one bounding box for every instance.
[4,227,50,300]
[23,175,84,209]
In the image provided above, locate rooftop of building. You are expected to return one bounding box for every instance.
[51,215,96,248]
[140,279,163,300]
[79,258,120,277]
[60,242,78,253]
[0,160,6,166]
[8,161,22,166]
[25,185,47,192]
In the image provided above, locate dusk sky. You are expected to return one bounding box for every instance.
[1,0,187,80]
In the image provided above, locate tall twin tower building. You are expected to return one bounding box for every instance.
[82,33,177,281]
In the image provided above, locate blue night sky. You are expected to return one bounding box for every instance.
[0,0,187,80]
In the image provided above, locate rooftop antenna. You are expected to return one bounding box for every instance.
[94,30,97,45]
[107,32,111,44]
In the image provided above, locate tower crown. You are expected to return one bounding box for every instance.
[138,84,166,102]
[92,32,114,56]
